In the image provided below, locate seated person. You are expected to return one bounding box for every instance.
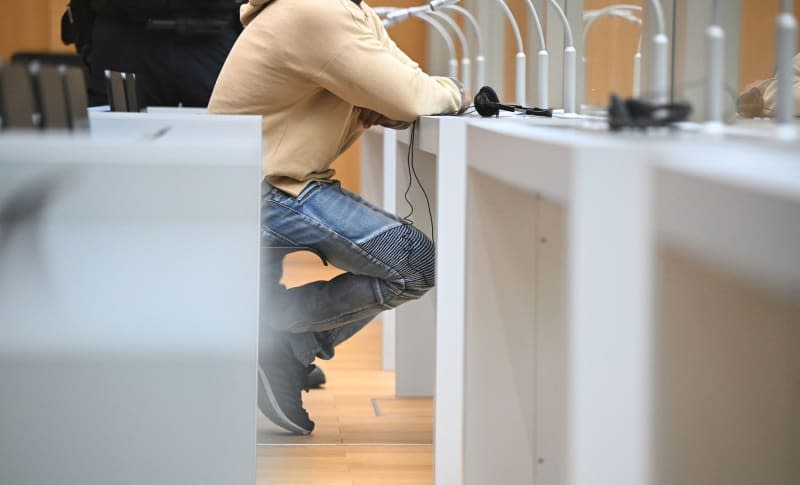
[208,0,468,435]
[738,53,800,118]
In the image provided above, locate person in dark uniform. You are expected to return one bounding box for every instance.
[63,0,245,107]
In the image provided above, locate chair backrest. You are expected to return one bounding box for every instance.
[31,62,71,129]
[0,63,37,129]
[62,65,90,130]
[122,72,141,112]
[105,70,128,112]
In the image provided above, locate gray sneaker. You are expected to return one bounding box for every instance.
[257,342,315,435]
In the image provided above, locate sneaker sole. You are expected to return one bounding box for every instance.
[257,365,312,435]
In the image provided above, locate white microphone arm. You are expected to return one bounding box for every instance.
[705,0,724,126]
[492,0,527,106]
[644,0,669,103]
[382,6,461,82]
[428,11,472,94]
[583,7,643,99]
[523,0,549,108]
[546,0,576,113]
[429,0,461,9]
[416,13,459,79]
[383,5,430,28]
[442,5,486,89]
[776,0,797,126]
[583,5,642,31]
[372,6,398,16]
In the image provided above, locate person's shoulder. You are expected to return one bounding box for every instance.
[276,0,371,47]
[360,2,384,30]
[275,0,366,24]
[245,0,362,36]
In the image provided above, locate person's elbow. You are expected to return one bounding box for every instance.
[383,87,462,122]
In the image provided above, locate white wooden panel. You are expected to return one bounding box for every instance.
[464,170,538,485]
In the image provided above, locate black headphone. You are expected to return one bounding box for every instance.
[607,94,692,131]
[474,86,553,118]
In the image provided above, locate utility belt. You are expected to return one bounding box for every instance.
[90,0,243,34]
[141,15,237,35]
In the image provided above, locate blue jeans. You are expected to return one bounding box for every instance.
[260,180,435,366]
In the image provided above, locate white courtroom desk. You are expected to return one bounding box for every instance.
[0,117,262,485]
[361,114,800,485]
[460,118,800,485]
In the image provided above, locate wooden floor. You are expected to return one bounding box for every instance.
[258,253,434,485]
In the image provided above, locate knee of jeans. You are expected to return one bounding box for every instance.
[402,232,436,295]
[363,224,436,298]
[382,225,436,299]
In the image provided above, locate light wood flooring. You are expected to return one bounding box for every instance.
[258,253,434,485]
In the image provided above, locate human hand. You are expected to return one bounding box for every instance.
[357,108,393,128]
[460,93,473,113]
[737,79,770,118]
[737,86,764,118]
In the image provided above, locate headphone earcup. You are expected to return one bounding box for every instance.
[474,85,501,117]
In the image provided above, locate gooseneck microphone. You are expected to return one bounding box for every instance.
[645,0,669,104]
[523,0,549,109]
[428,10,472,94]
[776,0,797,127]
[381,6,460,80]
[583,6,643,98]
[705,0,724,127]
[429,0,525,105]
[372,6,398,16]
[437,5,486,94]
[382,5,430,28]
[546,0,576,114]
[490,0,527,106]
[416,13,459,79]
[429,0,460,9]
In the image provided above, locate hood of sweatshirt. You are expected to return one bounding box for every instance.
[240,0,363,26]
[240,0,272,26]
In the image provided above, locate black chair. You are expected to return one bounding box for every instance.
[1,60,90,131]
[63,66,90,130]
[122,72,141,112]
[30,62,71,129]
[105,70,128,112]
[0,62,37,129]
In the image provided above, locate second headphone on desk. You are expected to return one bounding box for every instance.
[473,86,553,118]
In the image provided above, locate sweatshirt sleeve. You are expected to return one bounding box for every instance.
[312,35,464,122]
[362,3,422,70]
[297,0,462,122]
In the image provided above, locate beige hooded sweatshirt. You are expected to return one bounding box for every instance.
[208,0,464,196]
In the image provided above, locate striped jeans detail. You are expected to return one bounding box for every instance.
[360,223,436,296]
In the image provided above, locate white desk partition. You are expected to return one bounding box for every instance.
[145,106,209,114]
[0,116,262,485]
[651,143,800,485]
[394,117,441,397]
[89,111,257,141]
[360,126,398,371]
[462,118,603,485]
